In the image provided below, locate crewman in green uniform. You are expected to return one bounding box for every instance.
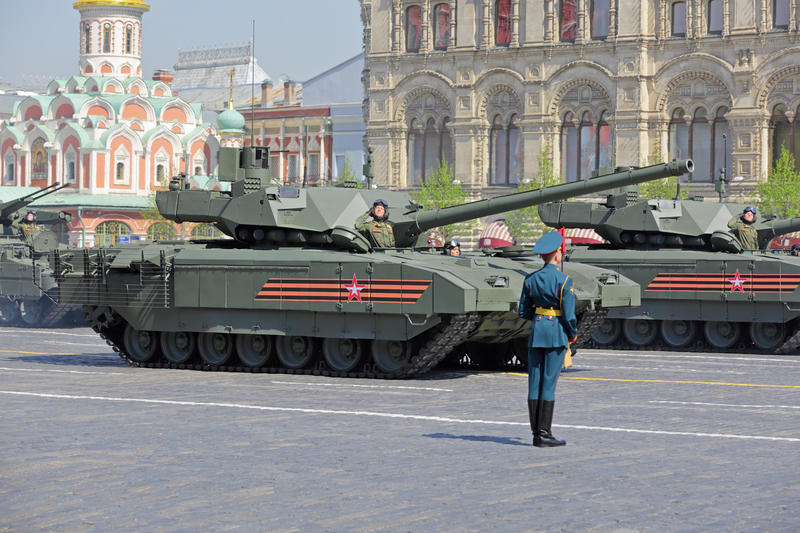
[727,206,759,251]
[355,199,395,248]
[12,210,41,246]
[518,231,577,448]
[443,239,461,256]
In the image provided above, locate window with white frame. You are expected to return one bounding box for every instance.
[155,148,169,186]
[3,148,14,184]
[193,156,206,176]
[114,146,130,185]
[103,23,111,53]
[64,146,77,184]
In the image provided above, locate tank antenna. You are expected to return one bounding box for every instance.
[250,20,255,148]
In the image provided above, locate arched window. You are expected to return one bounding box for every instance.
[156,163,166,185]
[103,23,111,53]
[668,107,714,182]
[407,117,454,185]
[496,0,512,45]
[591,0,610,40]
[561,0,578,41]
[774,0,790,28]
[579,111,597,179]
[770,104,795,168]
[67,161,76,183]
[84,23,91,53]
[3,148,15,184]
[95,221,132,247]
[191,223,224,240]
[147,222,176,242]
[490,115,522,185]
[712,107,730,180]
[433,3,451,50]
[691,108,712,181]
[115,162,125,183]
[407,119,424,185]
[597,111,612,170]
[671,2,686,36]
[707,0,723,34]
[406,6,422,52]
[125,24,133,54]
[560,112,578,182]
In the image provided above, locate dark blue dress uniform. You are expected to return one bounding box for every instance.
[518,231,577,447]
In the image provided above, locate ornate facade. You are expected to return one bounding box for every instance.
[361,0,800,194]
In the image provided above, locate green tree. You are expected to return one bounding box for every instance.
[333,155,361,188]
[504,145,561,246]
[639,151,689,200]
[758,146,800,219]
[411,159,475,242]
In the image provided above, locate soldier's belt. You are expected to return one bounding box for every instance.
[535,307,562,317]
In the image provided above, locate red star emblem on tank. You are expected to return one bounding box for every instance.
[344,274,365,302]
[728,270,746,292]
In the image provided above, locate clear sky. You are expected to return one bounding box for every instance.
[0,0,363,88]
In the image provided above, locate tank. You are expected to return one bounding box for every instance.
[50,146,690,377]
[538,169,800,353]
[0,183,81,326]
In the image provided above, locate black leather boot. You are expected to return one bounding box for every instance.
[535,400,566,447]
[527,399,541,446]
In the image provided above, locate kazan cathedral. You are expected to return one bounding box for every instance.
[0,0,229,247]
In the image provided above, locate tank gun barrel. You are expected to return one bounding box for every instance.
[405,160,693,236]
[0,182,71,220]
[756,216,800,248]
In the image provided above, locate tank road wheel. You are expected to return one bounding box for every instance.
[235,334,273,368]
[703,321,741,349]
[123,324,160,363]
[322,338,364,372]
[0,298,20,326]
[371,340,412,374]
[198,332,235,365]
[18,298,45,326]
[591,318,621,346]
[749,322,786,352]
[622,319,659,346]
[660,320,697,348]
[276,336,315,369]
[160,331,197,364]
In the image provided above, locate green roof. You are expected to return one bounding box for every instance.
[0,186,152,209]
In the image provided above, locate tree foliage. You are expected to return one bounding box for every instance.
[504,145,561,246]
[639,151,689,200]
[333,155,361,188]
[758,146,800,219]
[411,159,475,242]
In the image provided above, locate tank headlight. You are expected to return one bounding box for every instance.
[601,274,618,285]
[487,276,508,287]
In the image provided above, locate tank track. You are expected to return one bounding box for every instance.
[90,310,481,380]
[572,308,609,349]
[584,319,800,355]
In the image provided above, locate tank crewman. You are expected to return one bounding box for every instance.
[518,231,577,448]
[443,239,461,256]
[12,210,41,246]
[727,206,759,251]
[355,199,395,248]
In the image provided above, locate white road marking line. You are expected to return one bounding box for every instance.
[0,367,126,376]
[584,351,800,364]
[269,380,452,392]
[0,330,99,338]
[650,400,800,410]
[1,390,797,443]
[582,365,746,375]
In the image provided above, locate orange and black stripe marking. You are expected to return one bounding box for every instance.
[254,277,432,304]
[646,272,800,293]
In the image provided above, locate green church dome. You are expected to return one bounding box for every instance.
[216,107,245,133]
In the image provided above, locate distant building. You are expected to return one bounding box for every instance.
[0,0,220,247]
[240,54,366,185]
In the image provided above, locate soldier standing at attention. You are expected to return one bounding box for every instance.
[727,206,759,251]
[518,231,577,448]
[355,199,395,248]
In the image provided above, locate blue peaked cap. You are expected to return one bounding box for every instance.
[532,231,563,255]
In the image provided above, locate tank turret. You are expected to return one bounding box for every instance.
[156,145,693,252]
[536,165,800,252]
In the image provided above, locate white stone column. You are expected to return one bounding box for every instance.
[511,0,520,46]
[482,0,491,48]
[421,0,431,52]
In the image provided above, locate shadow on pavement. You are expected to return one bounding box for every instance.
[422,432,529,447]
[10,354,126,368]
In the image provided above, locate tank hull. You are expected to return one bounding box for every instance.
[53,243,639,377]
[567,247,800,352]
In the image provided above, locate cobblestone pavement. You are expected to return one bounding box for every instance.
[1,326,798,532]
